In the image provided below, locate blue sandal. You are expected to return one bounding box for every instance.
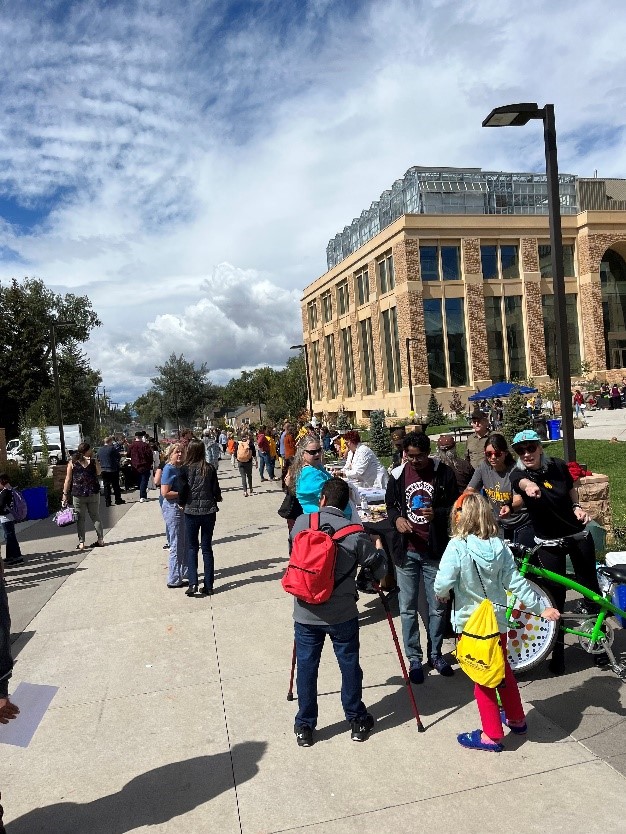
[500,710,528,735]
[457,729,504,752]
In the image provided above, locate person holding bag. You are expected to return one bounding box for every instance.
[62,443,104,550]
[434,493,559,752]
[236,431,257,497]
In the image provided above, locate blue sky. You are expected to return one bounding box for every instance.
[0,0,625,403]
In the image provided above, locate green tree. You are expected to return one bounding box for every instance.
[449,389,464,417]
[133,390,165,427]
[336,405,349,432]
[0,278,101,438]
[501,389,533,443]
[19,419,34,469]
[427,392,446,426]
[369,410,391,458]
[266,356,307,423]
[151,354,214,428]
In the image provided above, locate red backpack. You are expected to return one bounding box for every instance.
[281,513,363,604]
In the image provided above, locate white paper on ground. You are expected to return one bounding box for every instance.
[0,682,58,747]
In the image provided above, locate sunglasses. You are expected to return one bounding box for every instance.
[304,448,321,455]
[516,442,539,454]
[438,446,454,452]
[485,450,503,458]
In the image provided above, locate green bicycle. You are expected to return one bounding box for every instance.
[505,538,626,679]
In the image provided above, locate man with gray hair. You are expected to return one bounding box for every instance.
[434,435,474,492]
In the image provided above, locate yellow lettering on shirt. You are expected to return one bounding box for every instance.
[543,481,553,489]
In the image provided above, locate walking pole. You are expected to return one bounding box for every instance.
[375,583,425,732]
[287,640,296,701]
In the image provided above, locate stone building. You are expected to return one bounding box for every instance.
[300,167,626,423]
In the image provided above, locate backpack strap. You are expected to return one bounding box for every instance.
[331,524,365,590]
[309,513,320,532]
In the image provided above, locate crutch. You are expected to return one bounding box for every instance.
[287,640,296,701]
[375,583,425,732]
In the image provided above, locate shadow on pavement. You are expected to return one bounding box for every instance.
[214,556,288,580]
[9,630,35,653]
[6,741,267,834]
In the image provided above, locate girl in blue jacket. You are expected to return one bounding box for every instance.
[434,493,560,752]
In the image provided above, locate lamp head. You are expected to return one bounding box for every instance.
[482,103,542,127]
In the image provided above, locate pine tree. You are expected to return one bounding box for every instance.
[448,389,464,417]
[336,406,349,432]
[369,410,391,458]
[426,393,446,426]
[501,389,533,444]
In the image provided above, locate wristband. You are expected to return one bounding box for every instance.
[572,503,582,510]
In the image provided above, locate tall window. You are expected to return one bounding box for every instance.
[423,299,447,388]
[360,318,377,395]
[600,249,626,369]
[321,291,332,323]
[484,296,506,380]
[420,245,461,281]
[325,334,337,398]
[336,280,349,316]
[538,243,575,277]
[480,244,519,279]
[311,341,322,400]
[381,307,402,393]
[378,251,395,294]
[542,294,581,376]
[341,326,355,397]
[356,268,369,306]
[483,295,526,379]
[307,300,318,330]
[423,298,469,387]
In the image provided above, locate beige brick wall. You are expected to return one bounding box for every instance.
[578,231,625,274]
[579,278,606,370]
[465,282,490,381]
[393,237,420,285]
[521,237,539,273]
[369,301,385,392]
[524,280,547,376]
[463,238,482,275]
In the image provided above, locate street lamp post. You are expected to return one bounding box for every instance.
[405,337,419,414]
[50,320,72,463]
[290,343,314,419]
[482,102,575,462]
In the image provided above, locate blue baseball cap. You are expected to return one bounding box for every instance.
[512,429,541,447]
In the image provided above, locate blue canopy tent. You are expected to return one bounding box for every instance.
[468,382,538,401]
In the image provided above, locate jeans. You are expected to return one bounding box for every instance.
[258,452,270,479]
[136,469,151,500]
[238,461,253,492]
[0,521,22,562]
[101,471,123,504]
[72,494,103,544]
[396,550,446,663]
[184,513,216,588]
[161,499,187,585]
[294,617,367,729]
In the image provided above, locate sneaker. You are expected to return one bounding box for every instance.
[350,713,375,742]
[115,500,126,505]
[409,660,424,685]
[294,724,314,747]
[428,656,455,677]
[139,498,146,503]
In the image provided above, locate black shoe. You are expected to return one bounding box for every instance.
[105,501,111,507]
[294,724,314,747]
[548,645,565,676]
[350,713,375,742]
[185,585,198,596]
[409,660,424,685]
[167,582,185,589]
[428,656,455,677]
[115,500,126,505]
[201,585,213,596]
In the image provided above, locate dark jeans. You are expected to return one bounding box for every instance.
[135,469,151,499]
[1,521,22,562]
[238,461,253,492]
[294,617,367,729]
[184,513,216,588]
[101,471,123,504]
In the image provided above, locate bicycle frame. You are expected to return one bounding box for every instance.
[507,544,626,647]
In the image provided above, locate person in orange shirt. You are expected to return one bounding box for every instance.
[226,433,237,469]
[281,422,297,487]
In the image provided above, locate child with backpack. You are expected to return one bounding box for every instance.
[434,493,560,752]
[0,474,25,566]
[285,477,387,747]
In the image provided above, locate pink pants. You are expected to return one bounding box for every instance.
[474,635,525,740]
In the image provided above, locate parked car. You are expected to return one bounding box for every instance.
[7,444,62,466]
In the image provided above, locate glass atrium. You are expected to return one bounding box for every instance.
[326,166,578,269]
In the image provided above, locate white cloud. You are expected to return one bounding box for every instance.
[0,0,625,401]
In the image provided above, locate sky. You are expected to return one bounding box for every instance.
[1,0,625,403]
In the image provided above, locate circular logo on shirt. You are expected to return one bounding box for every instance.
[406,481,434,524]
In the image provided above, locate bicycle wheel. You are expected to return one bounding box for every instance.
[506,579,559,675]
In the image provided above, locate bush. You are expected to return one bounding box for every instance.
[501,389,533,444]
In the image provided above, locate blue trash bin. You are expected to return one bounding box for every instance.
[614,585,626,628]
[547,418,561,440]
[22,486,49,520]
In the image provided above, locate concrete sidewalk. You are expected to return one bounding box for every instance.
[2,465,626,833]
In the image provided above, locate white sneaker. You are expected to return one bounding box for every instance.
[140,498,146,503]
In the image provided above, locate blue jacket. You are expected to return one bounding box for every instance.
[434,534,544,633]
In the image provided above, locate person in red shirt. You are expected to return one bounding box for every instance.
[256,425,272,481]
[129,432,155,502]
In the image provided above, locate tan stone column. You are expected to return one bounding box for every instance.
[577,230,609,372]
[521,237,547,378]
[462,238,490,388]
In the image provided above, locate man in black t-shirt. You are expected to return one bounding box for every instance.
[385,433,459,684]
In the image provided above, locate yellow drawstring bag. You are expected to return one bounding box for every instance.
[454,598,505,688]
